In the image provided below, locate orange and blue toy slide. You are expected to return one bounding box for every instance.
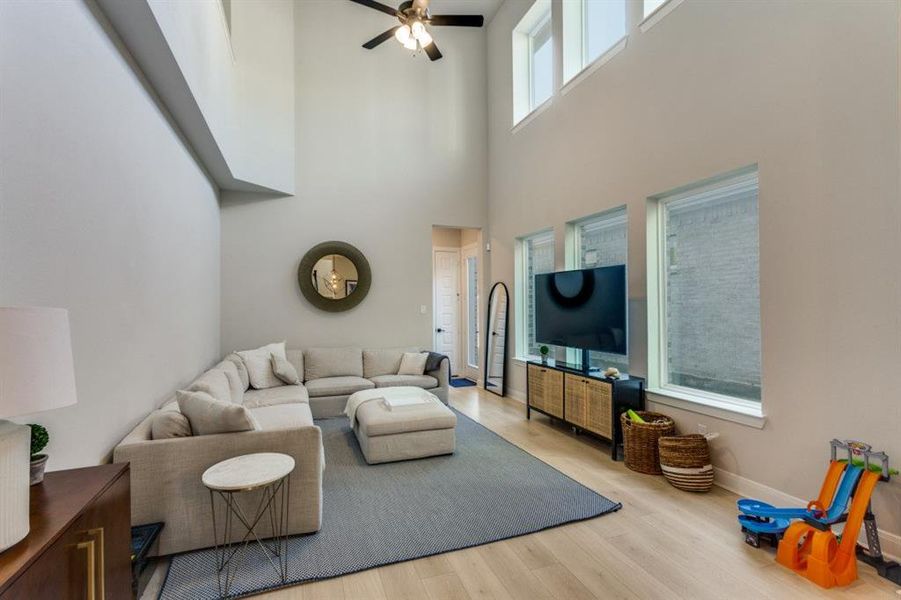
[739,440,900,588]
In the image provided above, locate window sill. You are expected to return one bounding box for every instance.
[646,386,767,429]
[512,97,553,134]
[639,0,685,33]
[561,36,628,96]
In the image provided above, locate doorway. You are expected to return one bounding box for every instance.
[432,226,481,382]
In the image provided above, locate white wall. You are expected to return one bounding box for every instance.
[98,0,295,194]
[488,0,901,540]
[220,0,488,352]
[0,0,221,469]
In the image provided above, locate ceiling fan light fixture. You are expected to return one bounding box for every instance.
[417,30,433,47]
[394,24,411,45]
[410,20,426,40]
[403,35,418,50]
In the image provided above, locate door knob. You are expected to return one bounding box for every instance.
[436,328,444,333]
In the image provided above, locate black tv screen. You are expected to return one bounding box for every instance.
[534,265,627,355]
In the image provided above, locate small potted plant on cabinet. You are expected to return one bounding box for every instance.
[539,345,550,365]
[28,424,49,485]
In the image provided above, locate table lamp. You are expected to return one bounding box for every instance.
[0,307,78,552]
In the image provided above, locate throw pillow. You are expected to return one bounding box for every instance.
[176,390,257,436]
[189,368,233,404]
[151,411,192,439]
[397,352,428,376]
[271,353,300,385]
[237,342,287,390]
[225,352,250,390]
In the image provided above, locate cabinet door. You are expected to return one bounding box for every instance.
[544,369,564,418]
[527,365,547,412]
[564,374,588,428]
[585,379,613,439]
[81,470,131,600]
[2,514,92,600]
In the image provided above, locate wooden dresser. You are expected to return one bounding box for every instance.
[527,360,644,459]
[0,463,131,599]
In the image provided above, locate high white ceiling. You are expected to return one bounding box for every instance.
[422,0,503,21]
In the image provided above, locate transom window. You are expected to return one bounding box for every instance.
[563,0,627,83]
[647,167,762,420]
[512,0,553,125]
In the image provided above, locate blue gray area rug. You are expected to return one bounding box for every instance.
[450,377,477,387]
[160,409,620,599]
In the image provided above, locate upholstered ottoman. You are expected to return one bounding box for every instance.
[351,392,456,465]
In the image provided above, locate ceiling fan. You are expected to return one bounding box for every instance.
[349,0,484,61]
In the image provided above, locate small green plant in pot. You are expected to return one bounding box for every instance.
[28,424,49,485]
[539,345,550,364]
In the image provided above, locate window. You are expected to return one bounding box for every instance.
[647,168,762,420]
[465,255,479,368]
[563,0,627,83]
[516,230,555,359]
[512,0,553,125]
[640,0,684,32]
[567,206,628,372]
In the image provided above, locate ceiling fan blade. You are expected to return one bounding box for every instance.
[363,26,401,49]
[423,41,443,61]
[430,14,484,27]
[348,0,399,18]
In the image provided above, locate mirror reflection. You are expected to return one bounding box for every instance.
[485,282,509,396]
[312,254,359,300]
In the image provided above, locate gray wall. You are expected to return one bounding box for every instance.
[0,0,221,469]
[488,0,900,539]
[219,0,488,352]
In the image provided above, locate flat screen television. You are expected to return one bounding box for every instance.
[534,265,627,355]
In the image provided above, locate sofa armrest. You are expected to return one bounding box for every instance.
[114,426,323,555]
[427,355,450,389]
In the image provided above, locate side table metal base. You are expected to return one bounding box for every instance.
[208,475,290,597]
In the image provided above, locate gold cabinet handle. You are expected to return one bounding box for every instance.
[87,528,105,600]
[76,540,96,600]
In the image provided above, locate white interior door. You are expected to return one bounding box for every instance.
[433,249,460,376]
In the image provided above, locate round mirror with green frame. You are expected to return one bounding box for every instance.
[298,241,371,312]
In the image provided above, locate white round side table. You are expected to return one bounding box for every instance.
[202,452,295,596]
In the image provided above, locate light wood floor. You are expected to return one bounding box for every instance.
[143,387,900,599]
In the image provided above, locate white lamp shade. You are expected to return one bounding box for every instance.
[0,307,77,419]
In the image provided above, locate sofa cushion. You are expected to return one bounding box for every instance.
[305,376,374,398]
[176,390,257,436]
[356,398,456,437]
[151,411,192,439]
[363,347,419,378]
[213,360,245,404]
[303,347,363,381]
[225,352,250,390]
[369,374,439,389]
[249,402,314,431]
[188,368,233,404]
[286,349,304,381]
[398,352,428,375]
[243,384,309,409]
[237,342,287,390]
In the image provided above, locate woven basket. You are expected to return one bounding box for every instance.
[620,411,675,475]
[659,434,714,492]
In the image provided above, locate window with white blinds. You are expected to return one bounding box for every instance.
[517,230,556,358]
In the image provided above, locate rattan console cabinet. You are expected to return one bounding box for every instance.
[526,360,644,460]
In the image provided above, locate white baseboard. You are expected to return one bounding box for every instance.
[507,388,526,404]
[715,468,900,562]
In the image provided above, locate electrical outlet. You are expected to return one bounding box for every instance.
[697,423,708,435]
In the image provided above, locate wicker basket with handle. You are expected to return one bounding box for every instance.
[658,434,714,492]
[620,411,675,475]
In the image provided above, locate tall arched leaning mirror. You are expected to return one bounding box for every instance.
[298,241,371,312]
[484,282,509,396]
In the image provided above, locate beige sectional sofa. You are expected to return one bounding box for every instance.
[114,346,449,556]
